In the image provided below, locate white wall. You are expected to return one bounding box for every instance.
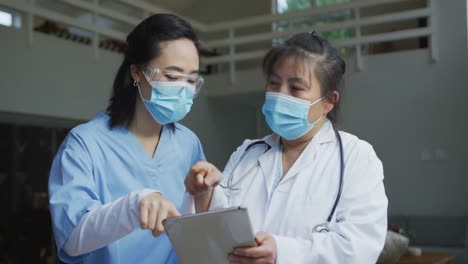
[341,49,468,217]
[201,0,468,217]
[339,0,468,217]
[0,27,119,120]
[0,26,257,167]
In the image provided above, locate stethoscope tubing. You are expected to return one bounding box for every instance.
[222,129,344,233]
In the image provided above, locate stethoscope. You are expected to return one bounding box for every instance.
[220,129,344,233]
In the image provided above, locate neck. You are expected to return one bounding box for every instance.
[281,117,326,154]
[128,97,162,138]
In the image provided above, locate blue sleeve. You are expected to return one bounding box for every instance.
[192,136,206,164]
[48,131,101,263]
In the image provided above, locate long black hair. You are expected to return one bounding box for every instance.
[262,31,346,124]
[106,14,200,128]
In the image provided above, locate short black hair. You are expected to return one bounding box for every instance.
[262,31,346,124]
[106,14,200,128]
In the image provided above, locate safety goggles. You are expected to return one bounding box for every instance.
[141,65,204,95]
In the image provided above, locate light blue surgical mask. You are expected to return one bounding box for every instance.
[262,92,325,140]
[138,81,196,125]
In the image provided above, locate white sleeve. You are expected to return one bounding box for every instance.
[63,188,157,256]
[273,183,387,263]
[274,141,388,263]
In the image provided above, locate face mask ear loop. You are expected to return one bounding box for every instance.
[135,81,146,103]
[310,115,324,126]
[134,66,152,103]
[309,95,327,107]
[308,95,328,126]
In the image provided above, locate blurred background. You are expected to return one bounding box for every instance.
[0,0,467,263]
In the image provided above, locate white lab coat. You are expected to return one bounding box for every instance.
[185,120,388,263]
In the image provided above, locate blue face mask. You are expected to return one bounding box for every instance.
[262,92,324,140]
[138,81,196,125]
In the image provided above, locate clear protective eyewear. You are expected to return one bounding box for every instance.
[141,65,204,95]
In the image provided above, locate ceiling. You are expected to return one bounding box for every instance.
[145,0,195,12]
[31,0,272,26]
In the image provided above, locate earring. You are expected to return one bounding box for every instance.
[133,80,138,87]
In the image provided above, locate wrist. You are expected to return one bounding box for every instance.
[193,188,214,198]
[194,189,213,213]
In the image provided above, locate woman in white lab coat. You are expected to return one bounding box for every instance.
[184,31,388,263]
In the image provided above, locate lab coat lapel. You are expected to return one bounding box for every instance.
[258,134,280,197]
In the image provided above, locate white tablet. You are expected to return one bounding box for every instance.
[163,207,256,264]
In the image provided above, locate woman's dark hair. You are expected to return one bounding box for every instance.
[262,31,346,124]
[106,14,200,128]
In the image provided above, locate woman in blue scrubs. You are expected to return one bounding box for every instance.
[49,14,205,264]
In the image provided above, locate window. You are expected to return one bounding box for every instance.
[277,0,350,12]
[0,10,12,27]
[0,9,21,28]
[275,0,352,42]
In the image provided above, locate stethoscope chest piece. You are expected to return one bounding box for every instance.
[312,222,330,233]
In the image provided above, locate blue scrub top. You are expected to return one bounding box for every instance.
[49,112,205,264]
